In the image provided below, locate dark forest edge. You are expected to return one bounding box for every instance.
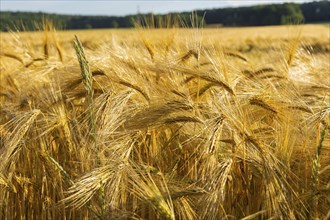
[0,1,329,31]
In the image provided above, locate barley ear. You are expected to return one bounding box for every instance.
[73,35,97,145]
[73,36,93,105]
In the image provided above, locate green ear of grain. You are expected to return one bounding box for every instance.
[73,36,97,145]
[73,35,93,105]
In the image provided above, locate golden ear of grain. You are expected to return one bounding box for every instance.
[42,18,50,60]
[51,32,64,62]
[254,67,275,75]
[117,80,150,102]
[288,105,313,113]
[0,110,40,172]
[249,97,277,114]
[177,49,198,63]
[173,66,235,95]
[161,115,203,125]
[1,53,24,64]
[224,52,248,62]
[199,75,234,95]
[92,69,105,76]
[24,58,45,68]
[195,82,216,97]
[286,32,301,67]
[142,39,155,61]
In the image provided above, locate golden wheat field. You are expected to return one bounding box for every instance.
[0,23,329,219]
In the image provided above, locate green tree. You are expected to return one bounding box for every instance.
[111,20,119,28]
[280,3,304,24]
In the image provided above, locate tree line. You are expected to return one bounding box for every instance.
[0,1,329,31]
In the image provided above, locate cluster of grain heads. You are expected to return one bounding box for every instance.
[1,20,329,219]
[41,18,64,62]
[1,19,64,71]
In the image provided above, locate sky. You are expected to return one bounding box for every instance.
[0,0,313,16]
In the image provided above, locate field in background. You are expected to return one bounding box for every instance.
[0,24,329,219]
